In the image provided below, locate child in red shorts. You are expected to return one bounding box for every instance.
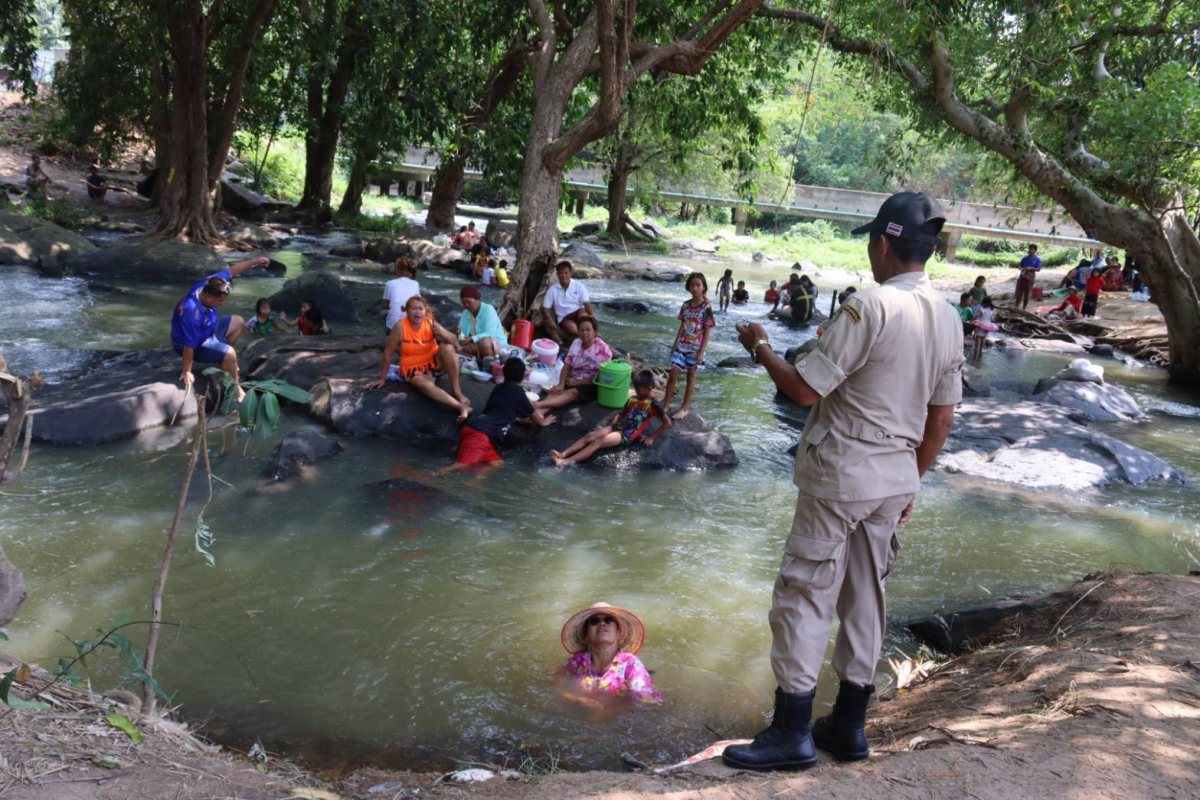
[444,358,556,474]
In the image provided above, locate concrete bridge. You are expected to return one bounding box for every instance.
[372,146,1099,254]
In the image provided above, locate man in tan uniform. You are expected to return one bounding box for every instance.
[724,192,964,771]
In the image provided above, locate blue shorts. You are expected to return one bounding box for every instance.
[670,350,702,371]
[177,316,233,364]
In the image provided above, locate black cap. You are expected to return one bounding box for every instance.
[851,191,946,246]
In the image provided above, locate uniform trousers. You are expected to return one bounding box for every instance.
[769,491,914,693]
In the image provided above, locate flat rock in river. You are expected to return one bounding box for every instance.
[608,259,691,282]
[242,336,736,470]
[0,350,219,445]
[1032,377,1144,422]
[73,241,223,283]
[0,210,97,264]
[936,397,1180,489]
[264,430,344,481]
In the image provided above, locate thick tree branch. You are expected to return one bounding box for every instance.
[206,0,280,187]
[758,4,930,91]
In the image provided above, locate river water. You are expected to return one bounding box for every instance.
[2,233,1199,770]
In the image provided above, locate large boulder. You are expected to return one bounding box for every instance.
[904,589,1068,654]
[0,210,97,264]
[936,397,1180,489]
[608,259,691,282]
[220,178,293,220]
[1032,377,1144,423]
[600,300,653,315]
[267,271,361,323]
[362,237,414,264]
[572,221,603,236]
[73,241,224,283]
[485,219,518,249]
[224,221,281,249]
[0,350,217,445]
[241,336,737,471]
[263,430,344,481]
[561,242,605,269]
[995,337,1089,355]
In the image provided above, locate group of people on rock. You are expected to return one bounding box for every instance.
[171,243,836,474]
[1012,243,1142,315]
[953,276,997,358]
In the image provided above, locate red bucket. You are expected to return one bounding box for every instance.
[510,319,534,350]
[1032,286,1044,300]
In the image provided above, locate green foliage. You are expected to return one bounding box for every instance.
[233,134,306,202]
[20,195,95,229]
[0,666,50,710]
[954,238,1076,268]
[202,370,311,440]
[52,611,171,703]
[104,712,144,742]
[0,0,39,97]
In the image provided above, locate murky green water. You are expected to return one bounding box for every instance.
[2,232,1199,770]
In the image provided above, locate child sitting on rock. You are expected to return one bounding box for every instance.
[550,371,671,466]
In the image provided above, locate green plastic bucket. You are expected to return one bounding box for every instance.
[595,359,633,408]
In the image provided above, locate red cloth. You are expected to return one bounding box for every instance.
[456,426,502,466]
[1053,294,1083,313]
[1085,274,1104,295]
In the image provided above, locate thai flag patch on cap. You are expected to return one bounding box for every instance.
[885,221,903,236]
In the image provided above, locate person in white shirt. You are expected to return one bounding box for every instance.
[481,260,496,287]
[381,257,421,334]
[542,261,595,342]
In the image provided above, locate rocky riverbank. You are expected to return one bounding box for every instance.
[3,570,1195,798]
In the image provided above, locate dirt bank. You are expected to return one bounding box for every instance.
[3,570,1197,798]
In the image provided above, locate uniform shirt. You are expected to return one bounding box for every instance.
[171,269,231,351]
[543,279,590,322]
[792,270,964,501]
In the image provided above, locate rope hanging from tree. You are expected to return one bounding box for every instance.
[771,0,836,214]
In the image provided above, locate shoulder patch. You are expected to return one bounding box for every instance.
[837,304,862,324]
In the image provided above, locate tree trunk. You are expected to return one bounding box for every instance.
[153,2,219,243]
[1134,208,1200,386]
[337,148,375,216]
[297,115,341,223]
[499,117,564,325]
[606,156,630,236]
[426,157,466,230]
[296,0,362,222]
[0,348,34,627]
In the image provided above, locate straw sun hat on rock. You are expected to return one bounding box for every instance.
[561,603,646,655]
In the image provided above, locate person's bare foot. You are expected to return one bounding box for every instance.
[235,385,247,405]
[456,405,470,422]
[673,406,691,420]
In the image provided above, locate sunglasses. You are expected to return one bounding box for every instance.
[586,615,617,627]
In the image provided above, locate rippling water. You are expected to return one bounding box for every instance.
[2,234,1199,770]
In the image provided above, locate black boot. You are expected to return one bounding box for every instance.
[812,681,873,761]
[722,688,818,771]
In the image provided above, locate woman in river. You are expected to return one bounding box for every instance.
[558,603,661,706]
[533,315,612,413]
[366,295,471,420]
[457,285,507,368]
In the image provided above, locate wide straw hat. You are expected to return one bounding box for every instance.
[561,603,646,655]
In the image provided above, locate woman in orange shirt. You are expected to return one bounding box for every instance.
[367,296,471,420]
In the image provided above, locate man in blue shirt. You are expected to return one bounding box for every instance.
[1014,244,1042,309]
[171,256,269,403]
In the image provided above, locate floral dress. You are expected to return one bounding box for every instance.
[558,651,662,704]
